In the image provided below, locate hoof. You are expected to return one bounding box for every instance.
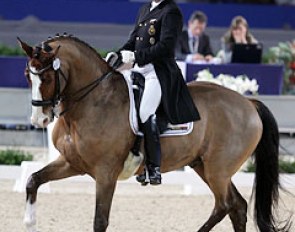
[24,216,36,232]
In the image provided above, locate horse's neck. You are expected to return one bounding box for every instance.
[62,71,129,128]
[56,41,129,129]
[64,51,109,95]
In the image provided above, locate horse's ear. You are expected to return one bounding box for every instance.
[17,37,33,58]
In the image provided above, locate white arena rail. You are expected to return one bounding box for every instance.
[0,89,294,194]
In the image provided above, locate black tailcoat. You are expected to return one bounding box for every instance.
[120,0,200,124]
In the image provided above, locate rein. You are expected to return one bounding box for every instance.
[58,70,114,116]
[27,60,114,116]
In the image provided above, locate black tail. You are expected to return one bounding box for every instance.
[253,100,291,232]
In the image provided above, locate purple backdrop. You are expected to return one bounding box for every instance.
[186,63,284,95]
[0,57,284,95]
[0,56,28,88]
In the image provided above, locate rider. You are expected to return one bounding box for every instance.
[107,0,200,185]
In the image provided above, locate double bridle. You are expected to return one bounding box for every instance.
[27,59,68,108]
[27,58,114,116]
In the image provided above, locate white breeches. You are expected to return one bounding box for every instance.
[121,63,162,123]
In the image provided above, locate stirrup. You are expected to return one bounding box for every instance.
[136,165,162,186]
[136,166,150,186]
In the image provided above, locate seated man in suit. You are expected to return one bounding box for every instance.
[175,11,213,62]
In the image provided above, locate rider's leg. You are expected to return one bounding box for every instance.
[136,75,162,185]
[142,114,162,185]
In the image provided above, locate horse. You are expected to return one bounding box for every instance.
[18,35,291,232]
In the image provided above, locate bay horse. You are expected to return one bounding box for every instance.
[18,35,291,232]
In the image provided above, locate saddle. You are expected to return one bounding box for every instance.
[106,53,193,137]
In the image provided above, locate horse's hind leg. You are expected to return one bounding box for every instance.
[192,159,246,232]
[24,155,82,232]
[228,183,247,232]
[197,181,247,232]
[190,162,229,232]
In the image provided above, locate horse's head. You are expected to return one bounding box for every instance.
[18,37,66,128]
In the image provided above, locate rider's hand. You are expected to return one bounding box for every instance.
[105,52,118,63]
[120,50,135,64]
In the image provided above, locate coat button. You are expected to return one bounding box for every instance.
[149,37,155,45]
[139,23,143,27]
[136,37,139,40]
[140,37,143,41]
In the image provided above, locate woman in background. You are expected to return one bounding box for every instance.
[218,16,258,63]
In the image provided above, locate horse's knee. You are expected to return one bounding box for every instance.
[26,173,41,196]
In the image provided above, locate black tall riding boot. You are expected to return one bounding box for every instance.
[136,115,162,185]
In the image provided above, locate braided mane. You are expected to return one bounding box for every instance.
[40,33,103,60]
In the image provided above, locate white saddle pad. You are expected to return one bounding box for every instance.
[122,73,193,137]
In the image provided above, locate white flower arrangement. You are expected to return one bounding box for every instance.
[195,69,259,95]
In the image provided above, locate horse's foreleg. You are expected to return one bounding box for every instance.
[93,178,117,232]
[24,155,82,232]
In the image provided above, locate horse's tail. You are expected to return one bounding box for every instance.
[252,99,291,232]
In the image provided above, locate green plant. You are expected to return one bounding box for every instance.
[0,43,114,58]
[244,158,295,173]
[279,160,295,173]
[0,44,25,56]
[97,49,111,58]
[0,149,33,165]
[263,41,295,94]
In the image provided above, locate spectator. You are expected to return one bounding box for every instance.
[218,16,257,63]
[175,11,213,62]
